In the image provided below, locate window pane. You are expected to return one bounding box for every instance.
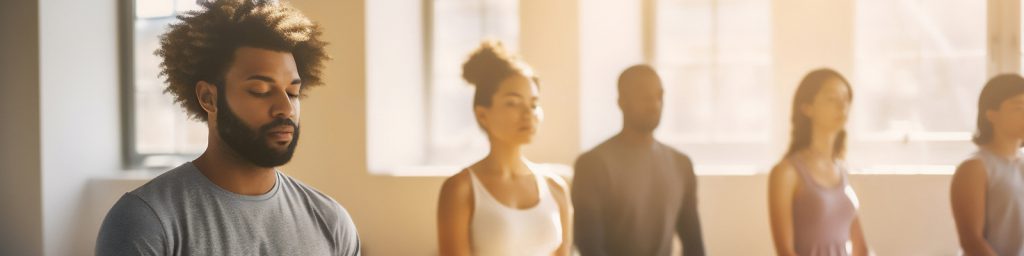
[854,0,985,136]
[137,0,174,18]
[429,0,518,165]
[133,3,207,159]
[849,0,983,169]
[655,0,773,143]
[175,0,202,14]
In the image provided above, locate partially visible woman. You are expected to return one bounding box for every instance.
[951,74,1024,256]
[436,41,572,256]
[768,69,870,256]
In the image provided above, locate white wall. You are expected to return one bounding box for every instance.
[39,0,123,254]
[0,0,43,255]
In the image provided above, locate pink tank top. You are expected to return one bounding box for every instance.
[790,155,857,256]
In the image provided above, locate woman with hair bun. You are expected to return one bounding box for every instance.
[436,41,573,256]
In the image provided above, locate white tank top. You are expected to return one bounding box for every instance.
[468,168,562,256]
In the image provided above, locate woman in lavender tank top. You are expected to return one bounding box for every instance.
[768,69,871,256]
[951,74,1024,256]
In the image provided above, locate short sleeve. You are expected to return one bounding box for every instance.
[95,193,167,256]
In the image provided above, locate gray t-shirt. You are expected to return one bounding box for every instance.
[572,135,704,256]
[96,162,361,256]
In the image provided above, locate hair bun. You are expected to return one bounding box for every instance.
[462,40,515,87]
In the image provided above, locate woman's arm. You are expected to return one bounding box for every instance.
[950,159,997,256]
[768,160,800,256]
[547,175,574,256]
[848,215,869,256]
[438,171,474,256]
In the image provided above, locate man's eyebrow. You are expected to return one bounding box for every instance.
[246,75,276,84]
[245,76,302,86]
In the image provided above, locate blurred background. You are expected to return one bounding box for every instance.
[0,0,1019,255]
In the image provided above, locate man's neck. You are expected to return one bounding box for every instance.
[618,126,656,147]
[192,141,278,196]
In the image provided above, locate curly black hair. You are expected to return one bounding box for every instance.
[157,0,329,122]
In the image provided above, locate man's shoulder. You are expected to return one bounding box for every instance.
[128,163,204,207]
[655,142,696,177]
[96,192,167,255]
[577,137,620,163]
[657,142,691,161]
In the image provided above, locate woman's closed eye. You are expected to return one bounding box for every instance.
[505,100,522,107]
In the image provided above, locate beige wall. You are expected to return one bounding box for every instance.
[696,175,959,256]
[280,1,582,255]
[73,0,965,255]
[274,0,960,255]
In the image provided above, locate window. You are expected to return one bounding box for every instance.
[367,0,519,174]
[122,0,207,169]
[851,0,985,170]
[578,0,772,173]
[427,0,519,166]
[583,0,990,174]
[652,0,774,170]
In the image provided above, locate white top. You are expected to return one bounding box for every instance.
[976,149,1024,256]
[468,168,562,256]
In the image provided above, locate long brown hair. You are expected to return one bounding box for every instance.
[785,68,853,159]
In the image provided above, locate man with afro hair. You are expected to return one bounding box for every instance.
[96,1,360,255]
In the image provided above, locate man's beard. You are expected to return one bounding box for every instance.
[216,91,300,168]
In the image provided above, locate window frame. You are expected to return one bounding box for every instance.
[119,0,203,170]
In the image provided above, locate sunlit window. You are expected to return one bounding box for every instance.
[366,0,519,174]
[851,0,984,169]
[652,0,774,171]
[127,0,207,168]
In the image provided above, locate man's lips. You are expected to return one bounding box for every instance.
[267,126,295,142]
[268,131,293,142]
[268,125,295,133]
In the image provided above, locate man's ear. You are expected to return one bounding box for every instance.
[196,81,218,115]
